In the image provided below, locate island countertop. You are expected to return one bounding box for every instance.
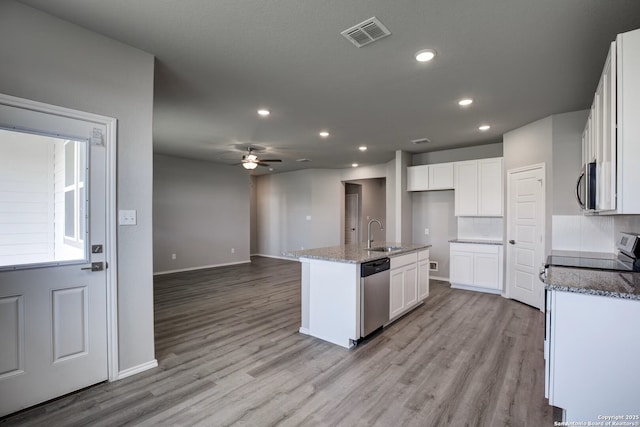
[285,242,431,264]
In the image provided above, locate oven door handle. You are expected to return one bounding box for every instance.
[576,171,585,209]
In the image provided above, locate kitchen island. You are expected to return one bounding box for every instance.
[287,242,431,348]
[543,263,640,423]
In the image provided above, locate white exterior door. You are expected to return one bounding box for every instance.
[506,165,545,310]
[0,101,109,416]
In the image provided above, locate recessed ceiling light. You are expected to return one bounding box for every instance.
[458,98,473,106]
[479,124,491,131]
[296,158,311,162]
[352,163,359,168]
[319,131,330,138]
[358,146,367,151]
[415,49,436,62]
[257,109,270,117]
[268,167,274,172]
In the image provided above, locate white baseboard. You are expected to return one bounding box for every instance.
[451,283,502,295]
[430,275,450,282]
[117,359,158,380]
[153,260,250,276]
[251,253,298,261]
[299,327,310,335]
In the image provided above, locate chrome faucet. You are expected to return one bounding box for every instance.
[367,219,383,249]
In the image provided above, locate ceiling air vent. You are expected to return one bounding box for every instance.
[341,17,391,48]
[411,138,431,145]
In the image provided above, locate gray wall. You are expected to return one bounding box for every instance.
[0,1,155,371]
[504,115,554,255]
[412,190,456,280]
[410,143,504,279]
[412,143,503,165]
[346,179,387,243]
[153,154,250,273]
[552,110,589,215]
[255,164,392,257]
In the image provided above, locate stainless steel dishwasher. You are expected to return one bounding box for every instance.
[360,257,390,338]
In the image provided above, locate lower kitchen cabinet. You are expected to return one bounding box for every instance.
[390,252,418,319]
[449,243,503,294]
[545,290,640,422]
[417,250,430,301]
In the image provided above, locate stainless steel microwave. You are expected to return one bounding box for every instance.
[576,161,596,211]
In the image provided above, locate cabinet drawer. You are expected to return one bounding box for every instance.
[450,243,500,254]
[391,252,418,269]
[418,249,429,260]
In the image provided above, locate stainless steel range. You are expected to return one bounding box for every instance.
[545,232,640,272]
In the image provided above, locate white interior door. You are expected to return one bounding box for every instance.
[506,164,545,310]
[345,193,359,244]
[0,103,109,416]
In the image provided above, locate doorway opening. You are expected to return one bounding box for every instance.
[343,178,386,245]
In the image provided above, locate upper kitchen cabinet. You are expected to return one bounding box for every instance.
[582,28,640,214]
[406,162,454,191]
[454,158,504,217]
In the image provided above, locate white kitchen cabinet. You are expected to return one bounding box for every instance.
[390,252,418,319]
[449,243,503,294]
[582,28,640,214]
[454,158,503,216]
[417,249,430,301]
[407,165,429,191]
[546,290,640,422]
[407,163,454,192]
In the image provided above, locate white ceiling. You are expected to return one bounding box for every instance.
[18,0,640,174]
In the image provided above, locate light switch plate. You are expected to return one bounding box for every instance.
[119,209,137,226]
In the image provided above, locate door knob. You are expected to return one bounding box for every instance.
[81,262,104,272]
[508,240,516,245]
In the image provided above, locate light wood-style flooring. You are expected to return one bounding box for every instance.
[1,256,553,426]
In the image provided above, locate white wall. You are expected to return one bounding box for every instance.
[0,1,155,371]
[412,143,503,165]
[153,154,250,273]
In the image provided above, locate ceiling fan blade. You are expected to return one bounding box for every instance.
[258,159,282,163]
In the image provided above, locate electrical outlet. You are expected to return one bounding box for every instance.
[118,209,137,226]
[171,253,176,260]
[231,248,235,254]
[424,228,429,235]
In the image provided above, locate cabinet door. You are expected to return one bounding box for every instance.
[403,265,418,308]
[418,259,429,300]
[454,161,478,216]
[598,43,616,211]
[478,158,503,216]
[450,250,474,285]
[407,165,429,191]
[473,253,501,290]
[428,162,454,190]
[389,269,405,319]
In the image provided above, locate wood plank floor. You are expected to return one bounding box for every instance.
[1,256,553,426]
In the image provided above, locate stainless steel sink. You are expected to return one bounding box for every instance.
[365,246,404,252]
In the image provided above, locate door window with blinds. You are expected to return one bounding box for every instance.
[0,128,88,269]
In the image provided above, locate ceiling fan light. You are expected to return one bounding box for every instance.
[242,161,258,170]
[246,154,258,162]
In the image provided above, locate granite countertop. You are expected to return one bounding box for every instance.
[449,239,503,245]
[285,242,431,264]
[544,266,640,301]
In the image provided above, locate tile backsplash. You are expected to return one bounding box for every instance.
[551,214,640,253]
[458,217,503,241]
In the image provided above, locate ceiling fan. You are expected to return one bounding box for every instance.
[241,147,282,170]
